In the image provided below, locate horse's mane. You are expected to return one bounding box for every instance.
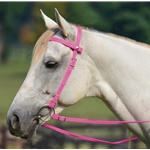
[32,26,59,65]
[106,33,150,49]
[84,26,150,49]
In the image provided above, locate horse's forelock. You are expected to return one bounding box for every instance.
[32,26,59,65]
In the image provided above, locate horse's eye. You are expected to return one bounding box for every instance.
[45,61,58,69]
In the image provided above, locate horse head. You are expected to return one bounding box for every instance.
[6,9,95,140]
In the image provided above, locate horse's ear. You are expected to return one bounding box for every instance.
[55,8,71,37]
[40,9,57,29]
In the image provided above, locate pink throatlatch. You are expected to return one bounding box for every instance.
[43,26,150,145]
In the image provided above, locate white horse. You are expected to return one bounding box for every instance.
[7,9,150,148]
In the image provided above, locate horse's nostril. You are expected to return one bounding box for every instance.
[11,115,20,129]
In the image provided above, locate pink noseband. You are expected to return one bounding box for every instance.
[43,26,150,145]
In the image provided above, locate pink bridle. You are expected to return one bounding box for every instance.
[43,26,149,145]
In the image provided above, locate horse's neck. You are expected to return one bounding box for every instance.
[82,29,150,145]
[83,29,150,119]
[83,30,150,74]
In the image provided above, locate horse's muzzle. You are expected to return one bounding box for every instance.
[7,113,38,140]
[6,105,52,140]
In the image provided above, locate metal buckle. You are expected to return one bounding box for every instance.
[75,46,82,53]
[76,46,79,50]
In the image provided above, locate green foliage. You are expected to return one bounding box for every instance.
[0,2,33,61]
[1,2,150,62]
[89,2,150,44]
[65,2,100,27]
[0,2,30,40]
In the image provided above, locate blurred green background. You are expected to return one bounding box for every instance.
[0,2,149,148]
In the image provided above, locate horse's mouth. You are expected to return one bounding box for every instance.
[21,114,51,141]
[21,120,39,141]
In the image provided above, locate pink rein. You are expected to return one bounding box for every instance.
[43,26,149,145]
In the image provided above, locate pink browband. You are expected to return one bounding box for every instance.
[43,26,149,145]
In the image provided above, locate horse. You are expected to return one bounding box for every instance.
[6,9,150,148]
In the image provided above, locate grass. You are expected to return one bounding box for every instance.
[60,97,115,119]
